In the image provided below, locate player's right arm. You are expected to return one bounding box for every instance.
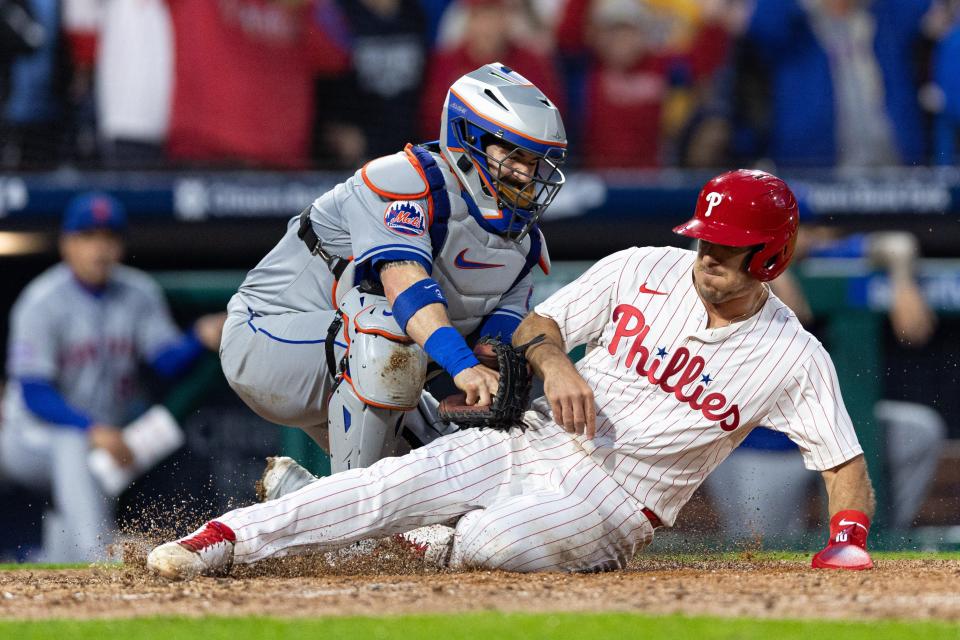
[517,249,641,437]
[821,454,876,519]
[344,150,498,406]
[379,260,499,407]
[811,454,876,570]
[513,312,596,438]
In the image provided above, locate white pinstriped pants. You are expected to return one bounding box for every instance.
[218,418,656,572]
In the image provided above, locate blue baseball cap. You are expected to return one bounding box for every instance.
[62,192,128,234]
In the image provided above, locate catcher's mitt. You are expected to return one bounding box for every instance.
[438,335,545,431]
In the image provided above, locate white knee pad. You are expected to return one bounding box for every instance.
[327,286,428,472]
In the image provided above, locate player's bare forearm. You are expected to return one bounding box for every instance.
[514,313,597,437]
[380,260,452,345]
[812,454,876,570]
[512,312,569,378]
[821,455,876,519]
[769,271,813,326]
[194,312,227,351]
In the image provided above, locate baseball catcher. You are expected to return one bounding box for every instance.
[216,63,566,479]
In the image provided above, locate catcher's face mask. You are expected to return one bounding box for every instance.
[440,63,567,243]
[484,142,542,210]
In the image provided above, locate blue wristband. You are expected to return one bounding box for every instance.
[424,327,479,378]
[392,278,447,332]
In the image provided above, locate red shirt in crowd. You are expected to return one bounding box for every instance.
[582,55,672,169]
[581,23,730,170]
[166,0,347,168]
[419,44,563,141]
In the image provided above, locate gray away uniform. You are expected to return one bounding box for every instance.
[220,145,547,468]
[1,264,184,561]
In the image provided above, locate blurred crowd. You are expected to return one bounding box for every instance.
[2,0,960,172]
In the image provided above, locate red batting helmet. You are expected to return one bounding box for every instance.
[673,169,799,282]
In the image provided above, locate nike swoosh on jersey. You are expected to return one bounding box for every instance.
[638,283,668,295]
[454,249,505,269]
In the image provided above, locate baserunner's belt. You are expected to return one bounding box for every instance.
[642,507,662,529]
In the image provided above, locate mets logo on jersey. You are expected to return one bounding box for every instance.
[608,303,741,431]
[384,201,427,236]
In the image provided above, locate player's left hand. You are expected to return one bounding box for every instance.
[811,509,874,570]
[543,363,596,438]
[194,312,227,351]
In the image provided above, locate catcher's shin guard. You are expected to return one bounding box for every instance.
[327,382,407,472]
[327,286,428,472]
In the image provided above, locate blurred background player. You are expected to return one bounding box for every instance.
[0,192,225,561]
[218,63,567,478]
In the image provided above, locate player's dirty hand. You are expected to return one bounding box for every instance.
[454,364,500,407]
[88,424,135,468]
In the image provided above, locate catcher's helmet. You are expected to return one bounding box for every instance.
[440,63,566,242]
[673,169,799,282]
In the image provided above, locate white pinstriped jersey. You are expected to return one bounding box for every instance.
[533,246,863,526]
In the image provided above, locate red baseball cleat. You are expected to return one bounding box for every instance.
[147,521,237,580]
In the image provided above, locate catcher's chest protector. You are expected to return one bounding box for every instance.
[406,146,545,335]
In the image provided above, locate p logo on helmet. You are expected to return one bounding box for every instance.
[703,192,723,217]
[673,169,799,282]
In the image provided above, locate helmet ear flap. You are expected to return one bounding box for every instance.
[748,232,797,282]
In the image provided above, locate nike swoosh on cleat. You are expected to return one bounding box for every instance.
[838,519,868,530]
[638,283,667,295]
[454,249,505,270]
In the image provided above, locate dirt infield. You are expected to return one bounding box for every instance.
[1,546,958,622]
